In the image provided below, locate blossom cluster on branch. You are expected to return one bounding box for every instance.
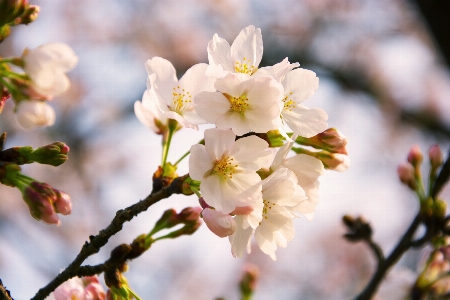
[135,25,349,260]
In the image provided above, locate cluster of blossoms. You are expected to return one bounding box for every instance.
[135,25,349,259]
[0,42,78,129]
[52,276,105,300]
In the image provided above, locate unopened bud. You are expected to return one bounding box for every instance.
[23,181,60,225]
[0,162,21,187]
[240,264,259,299]
[164,219,202,239]
[315,151,349,172]
[397,162,416,190]
[128,234,150,259]
[305,128,348,154]
[53,189,71,215]
[15,4,39,25]
[429,145,443,171]
[342,215,372,242]
[408,145,423,167]
[178,206,202,222]
[27,142,69,166]
[231,206,254,215]
[433,199,447,220]
[202,208,236,238]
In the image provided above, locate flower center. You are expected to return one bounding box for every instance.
[260,199,275,224]
[282,92,296,111]
[212,155,238,179]
[224,93,249,113]
[234,57,257,75]
[172,86,192,113]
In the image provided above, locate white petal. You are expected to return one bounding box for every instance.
[283,105,328,138]
[145,57,178,105]
[207,33,233,73]
[231,136,270,170]
[254,58,299,82]
[230,26,263,71]
[179,63,216,95]
[195,91,231,124]
[282,68,319,104]
[229,216,254,258]
[285,154,324,186]
[134,101,159,132]
[162,111,198,129]
[204,128,236,160]
[216,112,250,135]
[189,144,214,180]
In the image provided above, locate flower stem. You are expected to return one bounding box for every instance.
[161,120,177,167]
[174,150,190,166]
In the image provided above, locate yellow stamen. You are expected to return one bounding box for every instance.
[224,93,249,113]
[212,155,238,179]
[171,86,192,113]
[234,57,258,75]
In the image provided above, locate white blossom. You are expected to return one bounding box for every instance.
[195,73,283,135]
[14,100,55,129]
[23,43,78,98]
[145,57,215,129]
[230,167,306,260]
[134,88,168,133]
[189,128,271,214]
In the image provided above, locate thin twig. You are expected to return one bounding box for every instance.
[366,239,385,267]
[31,175,187,300]
[355,214,422,300]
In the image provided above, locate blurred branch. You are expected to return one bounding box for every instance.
[355,214,422,300]
[31,174,188,300]
[412,0,450,67]
[0,279,13,300]
[431,148,450,199]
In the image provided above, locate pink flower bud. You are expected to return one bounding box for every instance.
[24,181,60,225]
[429,145,443,170]
[53,189,72,215]
[178,206,202,221]
[202,208,236,238]
[315,128,348,153]
[397,162,416,190]
[407,145,423,166]
[317,151,350,172]
[231,206,254,215]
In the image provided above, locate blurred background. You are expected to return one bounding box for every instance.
[1,0,450,299]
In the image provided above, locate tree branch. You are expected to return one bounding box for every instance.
[31,174,188,300]
[0,279,13,300]
[355,214,422,300]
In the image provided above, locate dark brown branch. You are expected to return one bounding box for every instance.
[0,279,13,300]
[355,214,422,300]
[432,149,450,199]
[31,174,187,300]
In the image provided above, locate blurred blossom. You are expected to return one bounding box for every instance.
[407,145,423,167]
[14,100,55,129]
[53,276,106,300]
[429,145,443,170]
[22,42,78,98]
[397,162,416,190]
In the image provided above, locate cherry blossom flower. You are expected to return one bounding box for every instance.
[14,100,55,129]
[229,167,306,260]
[53,276,106,300]
[22,42,78,98]
[189,128,271,213]
[145,56,215,129]
[195,73,283,135]
[134,88,168,134]
[280,68,328,138]
[207,25,298,81]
